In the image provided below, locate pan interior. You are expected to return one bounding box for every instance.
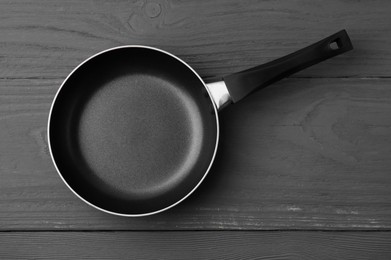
[49,48,218,215]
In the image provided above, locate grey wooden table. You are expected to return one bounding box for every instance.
[1,0,391,259]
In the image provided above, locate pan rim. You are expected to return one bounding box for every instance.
[47,45,220,217]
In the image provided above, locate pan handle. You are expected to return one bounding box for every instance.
[206,30,353,110]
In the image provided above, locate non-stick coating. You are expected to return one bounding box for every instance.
[49,47,218,215]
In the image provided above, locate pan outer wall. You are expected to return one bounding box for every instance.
[48,47,219,215]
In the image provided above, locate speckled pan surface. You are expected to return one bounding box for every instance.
[48,46,219,216]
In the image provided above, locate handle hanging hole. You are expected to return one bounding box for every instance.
[329,40,340,50]
[329,37,343,50]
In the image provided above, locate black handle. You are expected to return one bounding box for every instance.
[223,30,353,103]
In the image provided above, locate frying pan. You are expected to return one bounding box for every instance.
[48,30,353,216]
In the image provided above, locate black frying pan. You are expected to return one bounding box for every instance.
[48,30,353,216]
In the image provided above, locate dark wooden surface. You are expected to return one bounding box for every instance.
[1,232,391,259]
[1,0,391,258]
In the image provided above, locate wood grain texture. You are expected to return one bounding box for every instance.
[0,0,390,79]
[2,2,391,259]
[1,231,391,259]
[1,78,391,230]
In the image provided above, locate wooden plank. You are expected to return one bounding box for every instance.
[1,78,391,230]
[0,0,390,79]
[1,231,391,259]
